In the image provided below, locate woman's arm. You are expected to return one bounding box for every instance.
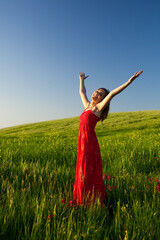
[79,72,90,109]
[97,71,143,111]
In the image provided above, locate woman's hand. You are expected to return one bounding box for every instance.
[79,72,89,80]
[128,70,143,83]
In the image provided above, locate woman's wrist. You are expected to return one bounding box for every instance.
[80,77,85,81]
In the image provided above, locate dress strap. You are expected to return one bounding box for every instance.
[94,105,97,112]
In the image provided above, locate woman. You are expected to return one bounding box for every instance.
[73,71,143,206]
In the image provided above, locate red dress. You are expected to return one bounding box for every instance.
[73,108,106,206]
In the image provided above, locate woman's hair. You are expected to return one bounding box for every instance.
[98,88,110,122]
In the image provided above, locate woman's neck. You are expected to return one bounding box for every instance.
[89,101,97,109]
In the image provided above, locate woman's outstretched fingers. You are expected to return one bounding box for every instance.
[79,72,85,77]
[135,71,143,79]
[137,70,143,76]
[79,72,89,80]
[84,75,89,80]
[129,70,143,83]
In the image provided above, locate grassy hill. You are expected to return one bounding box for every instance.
[0,110,160,239]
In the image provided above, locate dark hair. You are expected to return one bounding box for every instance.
[98,88,110,122]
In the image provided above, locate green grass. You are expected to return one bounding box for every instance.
[0,110,160,239]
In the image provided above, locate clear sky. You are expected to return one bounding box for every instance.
[0,0,160,129]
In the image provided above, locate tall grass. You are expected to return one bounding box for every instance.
[0,110,160,239]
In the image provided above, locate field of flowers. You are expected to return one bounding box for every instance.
[0,110,160,239]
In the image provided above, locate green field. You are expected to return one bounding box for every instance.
[0,110,160,240]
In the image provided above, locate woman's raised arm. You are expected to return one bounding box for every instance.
[97,71,143,112]
[79,72,90,109]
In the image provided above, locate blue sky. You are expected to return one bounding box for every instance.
[0,0,160,129]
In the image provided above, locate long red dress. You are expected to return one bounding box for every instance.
[73,108,106,206]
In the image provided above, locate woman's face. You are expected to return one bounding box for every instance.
[91,89,106,103]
